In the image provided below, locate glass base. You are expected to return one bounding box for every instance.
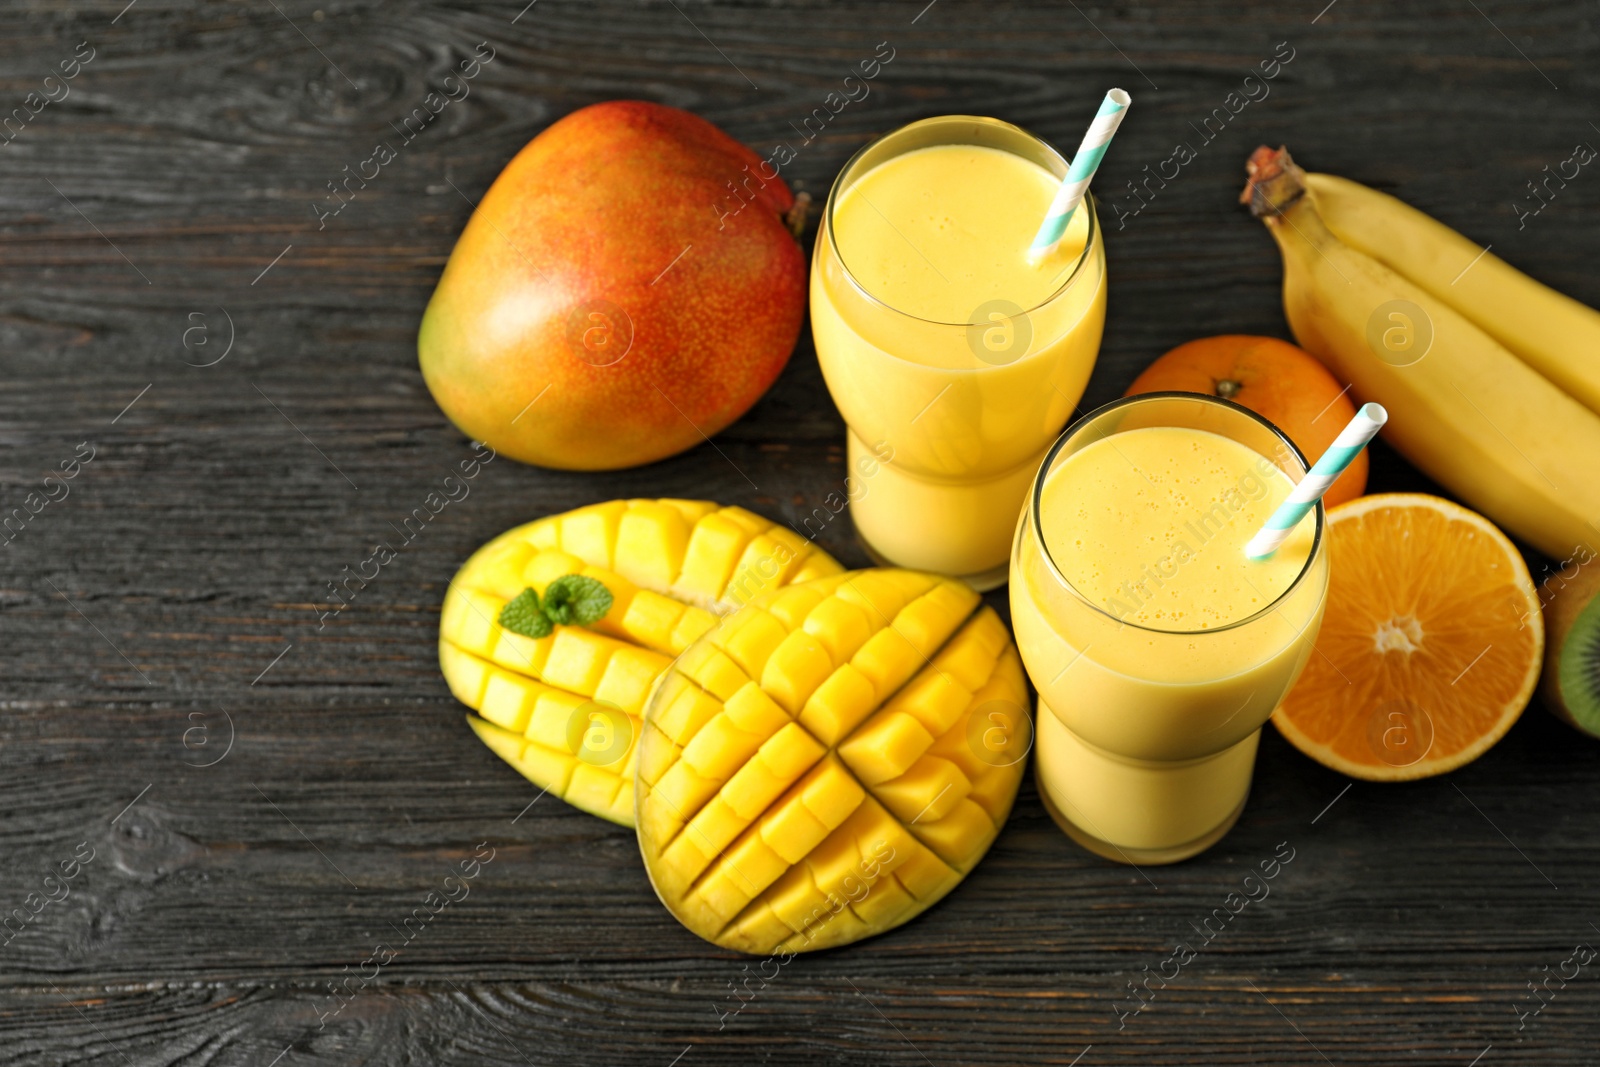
[855,524,1011,592]
[1032,700,1260,864]
[844,430,1042,586]
[1037,766,1250,866]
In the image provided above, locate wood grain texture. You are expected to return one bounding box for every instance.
[2,0,1599,1063]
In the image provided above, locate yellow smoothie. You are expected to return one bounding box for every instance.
[830,145,1084,336]
[812,118,1107,587]
[1040,427,1312,630]
[1011,404,1329,863]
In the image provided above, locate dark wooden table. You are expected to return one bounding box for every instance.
[4,1,1598,1063]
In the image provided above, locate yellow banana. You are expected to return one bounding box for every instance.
[1306,171,1600,417]
[1244,147,1600,561]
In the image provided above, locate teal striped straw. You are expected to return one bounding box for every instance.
[1246,403,1389,561]
[1026,88,1131,264]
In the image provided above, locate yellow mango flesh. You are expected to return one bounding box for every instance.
[638,569,1031,954]
[440,499,843,826]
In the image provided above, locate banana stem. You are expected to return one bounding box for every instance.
[1241,146,1308,218]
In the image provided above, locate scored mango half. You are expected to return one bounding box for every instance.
[638,569,1032,954]
[439,499,843,826]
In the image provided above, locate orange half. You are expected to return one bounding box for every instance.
[1273,493,1543,781]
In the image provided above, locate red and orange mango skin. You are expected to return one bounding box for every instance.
[419,101,806,471]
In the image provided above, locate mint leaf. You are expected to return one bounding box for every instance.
[498,588,552,638]
[543,574,613,626]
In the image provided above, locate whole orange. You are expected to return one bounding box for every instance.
[1126,334,1367,507]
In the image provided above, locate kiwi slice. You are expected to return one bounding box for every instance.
[1542,562,1600,739]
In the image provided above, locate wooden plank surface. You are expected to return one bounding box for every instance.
[2,0,1598,1063]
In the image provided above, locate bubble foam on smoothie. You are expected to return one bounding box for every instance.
[1039,426,1315,632]
[832,143,1090,324]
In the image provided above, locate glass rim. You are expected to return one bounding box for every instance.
[1027,391,1327,636]
[822,113,1102,331]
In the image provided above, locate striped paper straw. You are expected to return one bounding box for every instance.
[1026,88,1131,264]
[1246,403,1389,561]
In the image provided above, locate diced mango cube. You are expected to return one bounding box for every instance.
[558,500,627,569]
[872,755,971,825]
[523,548,590,589]
[675,511,752,606]
[724,532,805,606]
[722,682,791,735]
[620,590,687,654]
[479,671,540,733]
[524,517,560,550]
[475,542,534,599]
[760,630,834,715]
[837,711,934,786]
[886,670,973,737]
[802,831,863,892]
[442,587,502,656]
[653,676,725,747]
[613,500,691,590]
[510,742,578,799]
[851,625,922,698]
[606,781,635,824]
[834,571,914,624]
[696,866,756,923]
[756,722,827,781]
[682,795,746,861]
[650,757,720,824]
[907,799,994,869]
[790,555,841,583]
[802,596,875,663]
[593,645,670,714]
[895,581,981,656]
[571,705,634,770]
[967,764,1019,823]
[440,641,492,706]
[724,902,794,954]
[852,871,914,926]
[660,498,719,526]
[682,712,766,781]
[930,608,1008,690]
[799,758,865,828]
[541,628,615,696]
[636,729,680,787]
[764,865,826,933]
[670,605,719,652]
[718,506,769,535]
[798,664,878,746]
[892,844,958,900]
[763,583,828,631]
[717,832,790,899]
[565,762,620,814]
[721,756,788,821]
[659,829,713,888]
[716,608,789,679]
[526,689,588,752]
[760,794,831,864]
[490,627,552,678]
[675,643,751,701]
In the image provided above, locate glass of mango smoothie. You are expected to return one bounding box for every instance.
[1011,393,1330,864]
[811,115,1107,590]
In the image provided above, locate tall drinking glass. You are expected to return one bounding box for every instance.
[811,115,1107,590]
[1011,393,1330,864]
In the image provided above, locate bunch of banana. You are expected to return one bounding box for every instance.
[1243,147,1600,561]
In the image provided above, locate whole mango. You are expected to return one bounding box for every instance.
[419,101,806,471]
